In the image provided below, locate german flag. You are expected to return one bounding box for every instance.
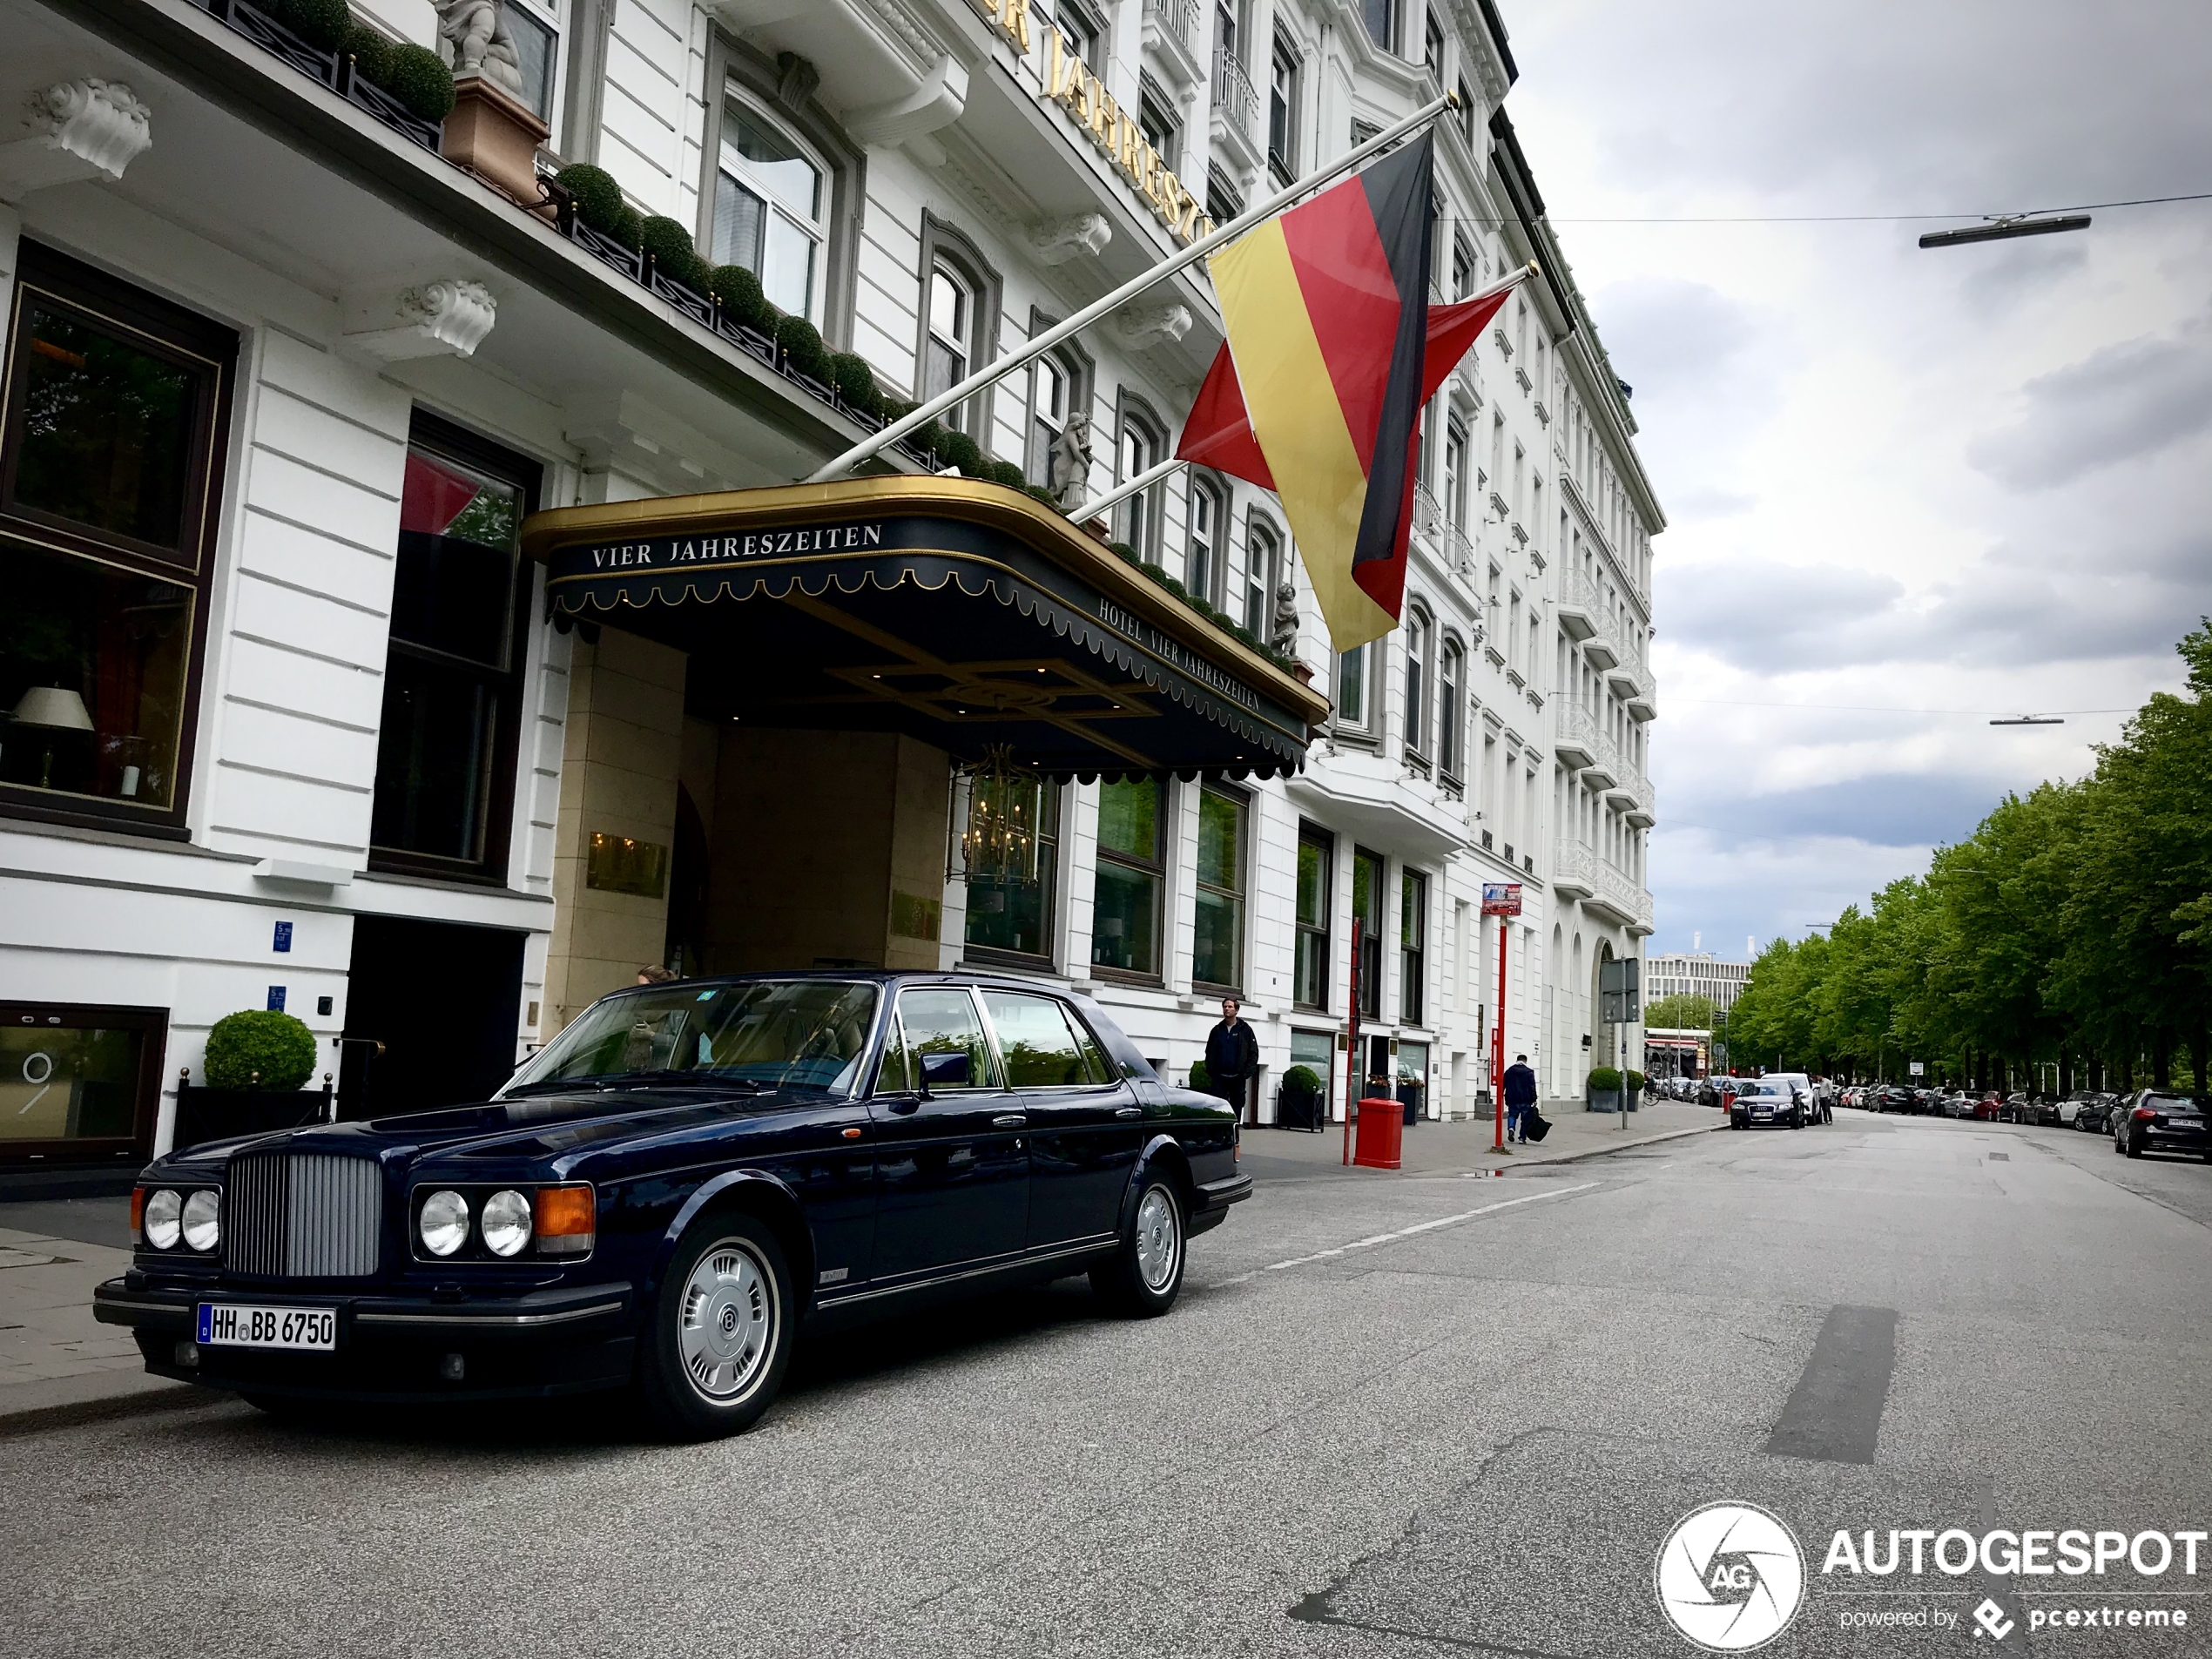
[1177,133,1521,652]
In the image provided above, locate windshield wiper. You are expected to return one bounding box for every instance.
[505,1069,776,1096]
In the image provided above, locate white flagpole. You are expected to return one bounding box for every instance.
[805,91,1459,485]
[1072,456,1186,528]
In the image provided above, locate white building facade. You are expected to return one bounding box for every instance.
[0,0,1656,1179]
[1647,952,1750,1015]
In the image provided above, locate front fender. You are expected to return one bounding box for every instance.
[651,1168,817,1315]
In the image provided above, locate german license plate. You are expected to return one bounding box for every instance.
[198,1304,336,1351]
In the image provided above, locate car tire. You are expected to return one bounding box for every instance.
[2124,1130,2144,1160]
[633,1211,794,1440]
[1091,1176,1185,1318]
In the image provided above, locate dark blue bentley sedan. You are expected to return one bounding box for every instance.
[95,974,1251,1438]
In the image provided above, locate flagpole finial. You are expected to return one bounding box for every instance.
[1445,85,1461,109]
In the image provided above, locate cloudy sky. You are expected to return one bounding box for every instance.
[1505,1,2212,961]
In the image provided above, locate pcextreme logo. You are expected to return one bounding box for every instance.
[1656,1502,1808,1651]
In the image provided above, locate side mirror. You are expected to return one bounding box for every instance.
[920,1050,971,1091]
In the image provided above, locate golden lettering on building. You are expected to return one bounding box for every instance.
[1029,26,1216,246]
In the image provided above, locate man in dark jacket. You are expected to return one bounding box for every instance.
[1204,996,1258,1117]
[1502,1054,1539,1142]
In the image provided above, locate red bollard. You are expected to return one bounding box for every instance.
[1352,1097,1404,1170]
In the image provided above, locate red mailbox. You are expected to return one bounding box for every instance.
[1352,1096,1403,1170]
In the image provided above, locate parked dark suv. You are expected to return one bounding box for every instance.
[2113,1090,2211,1161]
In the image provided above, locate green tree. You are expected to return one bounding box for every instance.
[1644,993,1716,1029]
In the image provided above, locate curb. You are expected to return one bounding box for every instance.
[1486,1119,1728,1170]
[0,1370,224,1440]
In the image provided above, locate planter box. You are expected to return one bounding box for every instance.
[1587,1089,1622,1113]
[174,1082,333,1151]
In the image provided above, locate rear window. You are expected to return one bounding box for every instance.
[2143,1095,2208,1111]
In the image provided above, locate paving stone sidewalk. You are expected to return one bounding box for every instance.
[0,1201,198,1432]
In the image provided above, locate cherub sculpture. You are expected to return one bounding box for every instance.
[436,0,527,98]
[1049,413,1095,513]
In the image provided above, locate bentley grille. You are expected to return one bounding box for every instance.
[225,1152,382,1278]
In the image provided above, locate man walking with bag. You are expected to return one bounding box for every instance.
[1204,996,1259,1123]
[1503,1053,1539,1143]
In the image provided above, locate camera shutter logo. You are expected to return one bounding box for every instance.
[1655,1502,1806,1651]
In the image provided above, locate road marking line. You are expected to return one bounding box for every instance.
[1253,1182,1602,1275]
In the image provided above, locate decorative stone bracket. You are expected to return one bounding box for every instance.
[340,279,498,361]
[1110,301,1193,352]
[1024,212,1111,266]
[0,78,152,202]
[846,53,968,148]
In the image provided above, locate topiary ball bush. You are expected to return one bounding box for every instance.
[610,205,644,252]
[1189,1060,1210,1089]
[556,164,626,235]
[987,459,1028,490]
[909,418,950,463]
[1023,483,1067,513]
[639,215,709,291]
[270,0,348,52]
[1625,1069,1647,1091]
[940,430,985,476]
[1108,541,1141,564]
[707,264,776,333]
[826,351,881,414]
[387,43,456,124]
[341,19,395,91]
[775,314,829,379]
[1587,1066,1624,1092]
[1284,1064,1323,1096]
[204,1010,318,1092]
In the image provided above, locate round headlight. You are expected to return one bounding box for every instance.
[419,1190,469,1257]
[181,1189,220,1252]
[144,1188,183,1251]
[481,1189,533,1258]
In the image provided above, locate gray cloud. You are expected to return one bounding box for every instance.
[1968,325,2212,488]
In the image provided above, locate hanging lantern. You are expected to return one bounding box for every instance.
[957,745,1043,887]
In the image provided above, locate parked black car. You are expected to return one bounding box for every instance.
[2070,1093,2120,1134]
[2112,1089,2211,1161]
[96,974,1251,1438]
[1730,1079,1806,1130]
[1871,1084,1919,1114]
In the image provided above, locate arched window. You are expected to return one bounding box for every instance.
[1186,476,1224,606]
[924,267,969,410]
[1116,397,1166,558]
[711,98,826,322]
[916,219,1001,439]
[1403,606,1431,764]
[1244,516,1279,638]
[1439,637,1464,779]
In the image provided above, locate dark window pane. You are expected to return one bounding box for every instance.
[504,4,556,118]
[369,653,497,862]
[981,991,1089,1086]
[11,304,201,549]
[1193,889,1240,988]
[1090,861,1159,975]
[895,988,999,1089]
[1097,779,1159,862]
[392,450,519,667]
[0,542,190,806]
[0,1022,144,1144]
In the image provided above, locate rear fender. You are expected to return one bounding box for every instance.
[1116,1133,1194,1235]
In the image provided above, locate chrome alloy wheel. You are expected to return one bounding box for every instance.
[678,1240,778,1402]
[1133,1185,1181,1293]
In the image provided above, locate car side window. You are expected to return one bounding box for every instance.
[980,991,1104,1088]
[875,1008,914,1094]
[895,988,1001,1090]
[1062,1006,1115,1085]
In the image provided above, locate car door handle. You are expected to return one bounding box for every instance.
[993,1113,1028,1129]
[1115,1107,1142,1120]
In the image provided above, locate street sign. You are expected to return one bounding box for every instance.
[1909,1061,1925,1076]
[1599,958,1642,1023]
[1480,882,1521,917]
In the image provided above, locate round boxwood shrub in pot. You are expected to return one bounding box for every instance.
[556,164,630,238]
[384,43,456,123]
[939,429,985,477]
[341,19,395,90]
[203,1010,319,1092]
[987,459,1027,490]
[707,264,776,333]
[826,351,882,415]
[268,0,348,52]
[639,215,709,292]
[774,314,829,380]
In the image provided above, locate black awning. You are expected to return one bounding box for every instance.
[519,477,1328,779]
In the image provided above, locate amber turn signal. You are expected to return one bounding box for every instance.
[130,1186,146,1240]
[533,1185,596,1255]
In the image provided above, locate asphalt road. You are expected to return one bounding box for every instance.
[9,1111,2210,1659]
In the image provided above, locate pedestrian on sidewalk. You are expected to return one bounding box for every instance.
[1204,996,1259,1120]
[1503,1054,1538,1142]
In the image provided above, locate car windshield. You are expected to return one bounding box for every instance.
[502,980,880,1096]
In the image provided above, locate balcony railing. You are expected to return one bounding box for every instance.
[1211,44,1259,144]
[1554,700,1600,769]
[1145,0,1201,55]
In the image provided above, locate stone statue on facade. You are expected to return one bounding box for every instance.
[436,0,527,98]
[1049,413,1094,514]
[1271,576,1300,657]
